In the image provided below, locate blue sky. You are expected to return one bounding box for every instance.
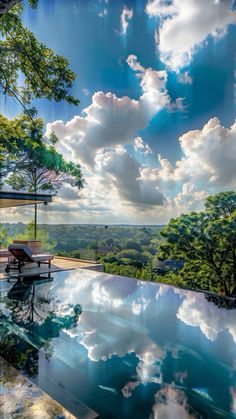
[3,0,236,224]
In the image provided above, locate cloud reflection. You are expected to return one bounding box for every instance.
[175,289,236,343]
[150,385,198,419]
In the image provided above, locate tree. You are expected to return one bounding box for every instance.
[0,113,41,180]
[0,223,8,247]
[13,221,57,252]
[0,277,82,375]
[0,1,79,118]
[157,191,236,296]
[0,1,38,17]
[6,142,84,193]
[0,113,84,238]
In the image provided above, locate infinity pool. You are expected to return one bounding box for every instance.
[0,270,236,418]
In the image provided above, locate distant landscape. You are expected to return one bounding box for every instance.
[3,189,236,299]
[3,223,171,282]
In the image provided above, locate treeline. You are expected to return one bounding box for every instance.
[3,223,167,280]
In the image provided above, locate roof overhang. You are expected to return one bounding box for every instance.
[0,191,53,208]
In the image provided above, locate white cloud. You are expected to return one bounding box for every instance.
[98,8,108,18]
[46,93,146,168]
[3,113,236,224]
[146,0,176,17]
[95,147,165,206]
[82,88,90,96]
[134,137,152,154]
[126,54,171,113]
[7,116,235,225]
[46,55,172,173]
[14,46,236,225]
[120,6,133,35]
[132,117,236,217]
[146,0,236,71]
[176,117,236,186]
[177,72,193,85]
[142,117,236,190]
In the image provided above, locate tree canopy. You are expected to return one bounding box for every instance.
[0,1,79,117]
[158,191,236,296]
[0,113,84,192]
[0,112,84,238]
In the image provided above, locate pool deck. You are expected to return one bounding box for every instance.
[0,356,99,419]
[0,256,104,280]
[0,356,77,418]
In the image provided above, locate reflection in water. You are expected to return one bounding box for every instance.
[0,276,82,375]
[0,270,236,418]
[150,386,199,419]
[175,288,236,343]
[230,387,236,415]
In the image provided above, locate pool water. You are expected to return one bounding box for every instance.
[0,270,236,418]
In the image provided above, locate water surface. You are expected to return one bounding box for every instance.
[0,270,236,418]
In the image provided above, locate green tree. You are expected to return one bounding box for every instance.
[0,223,8,247]
[0,113,41,179]
[0,114,83,186]
[0,278,82,376]
[158,191,236,296]
[0,113,84,238]
[13,221,57,252]
[0,1,79,118]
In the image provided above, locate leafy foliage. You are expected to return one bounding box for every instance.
[158,191,236,296]
[0,223,9,247]
[12,221,57,252]
[0,113,84,192]
[0,278,82,376]
[0,2,79,117]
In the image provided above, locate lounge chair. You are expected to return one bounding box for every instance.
[5,244,54,273]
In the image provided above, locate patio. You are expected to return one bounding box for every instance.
[0,191,103,280]
[0,256,103,280]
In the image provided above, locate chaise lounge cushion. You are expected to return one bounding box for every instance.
[31,254,54,262]
[8,244,54,263]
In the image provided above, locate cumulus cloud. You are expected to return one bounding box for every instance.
[41,56,236,224]
[142,118,236,191]
[97,8,108,18]
[132,117,236,218]
[39,116,236,223]
[177,72,193,85]
[44,56,179,214]
[146,0,176,17]
[95,147,165,206]
[176,117,236,186]
[126,54,171,113]
[120,6,133,35]
[82,88,90,96]
[46,56,172,170]
[134,137,152,154]
[4,113,236,224]
[146,0,236,71]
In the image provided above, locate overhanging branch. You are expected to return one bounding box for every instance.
[0,0,22,17]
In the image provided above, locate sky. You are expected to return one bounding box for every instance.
[2,0,236,224]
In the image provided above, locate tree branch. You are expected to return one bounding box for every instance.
[0,0,21,17]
